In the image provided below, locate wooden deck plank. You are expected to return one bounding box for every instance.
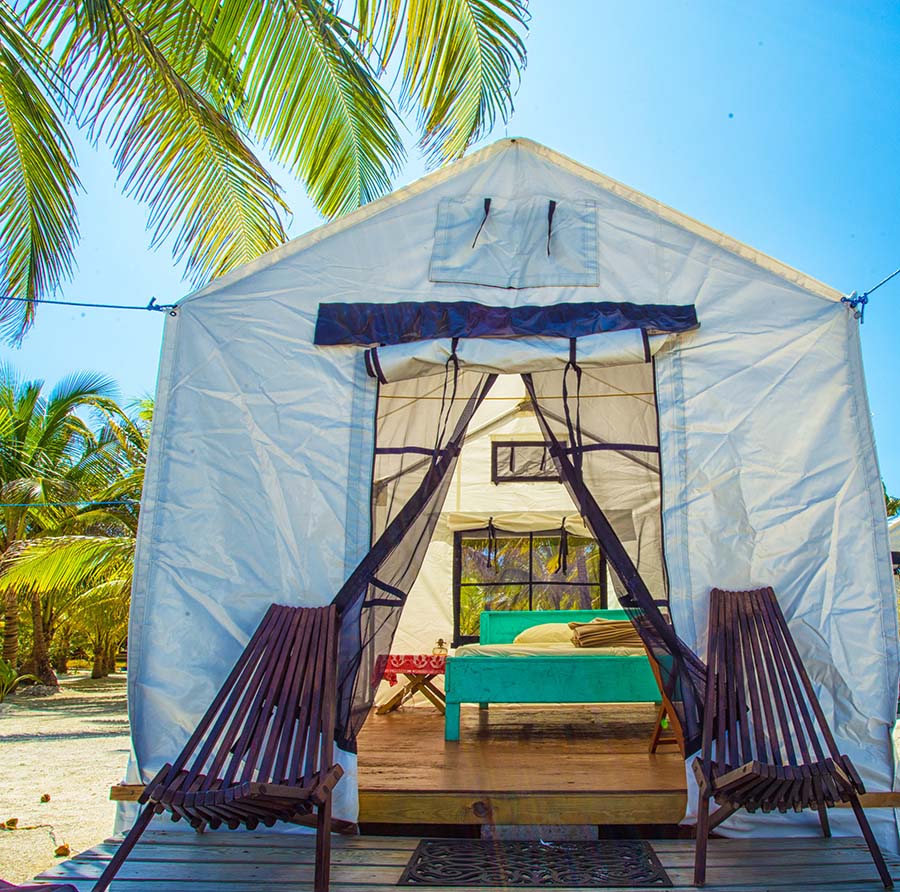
[34,833,900,891]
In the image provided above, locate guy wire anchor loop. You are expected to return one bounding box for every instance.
[147,296,178,316]
[841,290,868,322]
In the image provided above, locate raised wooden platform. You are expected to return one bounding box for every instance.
[110,702,900,826]
[357,702,687,826]
[35,830,900,890]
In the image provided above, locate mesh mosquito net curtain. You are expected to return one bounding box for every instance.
[330,333,705,755]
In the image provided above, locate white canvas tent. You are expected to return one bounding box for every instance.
[124,138,899,847]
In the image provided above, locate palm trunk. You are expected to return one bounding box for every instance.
[24,590,57,687]
[2,587,18,667]
[91,633,109,679]
[103,643,117,675]
[52,626,71,675]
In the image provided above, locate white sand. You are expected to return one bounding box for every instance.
[0,673,130,885]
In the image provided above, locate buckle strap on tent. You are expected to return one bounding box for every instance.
[547,200,557,256]
[364,347,388,384]
[557,517,569,575]
[486,516,498,568]
[562,338,584,476]
[472,198,492,248]
[641,329,651,363]
[433,339,461,459]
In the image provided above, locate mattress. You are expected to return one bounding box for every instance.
[453,642,646,658]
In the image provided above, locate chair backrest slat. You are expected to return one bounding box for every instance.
[724,593,752,766]
[724,592,747,767]
[237,607,305,785]
[702,591,724,774]
[750,589,805,766]
[729,592,768,763]
[319,606,338,774]
[760,588,839,761]
[707,587,847,774]
[185,606,287,790]
[743,596,787,764]
[303,609,331,782]
[289,607,325,784]
[260,608,314,783]
[160,605,280,787]
[215,606,296,789]
[272,609,317,783]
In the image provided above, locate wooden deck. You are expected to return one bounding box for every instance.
[112,701,900,826]
[34,829,900,890]
[357,702,688,826]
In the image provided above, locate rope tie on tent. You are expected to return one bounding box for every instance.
[562,338,584,477]
[841,291,869,322]
[433,338,460,459]
[547,200,557,255]
[842,265,900,323]
[471,198,492,248]
[486,517,499,568]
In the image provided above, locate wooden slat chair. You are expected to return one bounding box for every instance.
[694,587,893,888]
[94,603,344,892]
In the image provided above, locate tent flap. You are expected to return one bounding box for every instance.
[314,300,698,347]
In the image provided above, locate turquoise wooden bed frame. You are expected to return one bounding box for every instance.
[444,609,660,741]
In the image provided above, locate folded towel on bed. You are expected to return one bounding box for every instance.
[568,619,644,648]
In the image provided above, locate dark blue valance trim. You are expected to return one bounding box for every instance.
[314,300,698,347]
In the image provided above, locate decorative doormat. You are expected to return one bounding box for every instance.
[397,838,672,887]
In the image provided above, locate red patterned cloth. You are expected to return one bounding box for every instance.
[382,654,447,686]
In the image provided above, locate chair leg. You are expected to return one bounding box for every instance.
[314,795,333,892]
[848,793,894,889]
[92,801,157,892]
[815,798,831,838]
[649,703,665,754]
[694,793,711,886]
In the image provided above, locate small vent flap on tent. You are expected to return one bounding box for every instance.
[430,196,599,288]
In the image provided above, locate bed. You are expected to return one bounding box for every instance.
[444,609,660,740]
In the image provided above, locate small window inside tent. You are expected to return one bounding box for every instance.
[429,196,599,288]
[491,440,562,483]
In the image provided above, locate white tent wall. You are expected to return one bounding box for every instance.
[386,379,608,668]
[124,139,899,845]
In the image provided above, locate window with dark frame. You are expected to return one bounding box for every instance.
[452,528,609,645]
[491,440,564,483]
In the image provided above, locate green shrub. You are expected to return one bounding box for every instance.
[0,658,39,702]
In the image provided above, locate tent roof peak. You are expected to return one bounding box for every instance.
[184,136,843,306]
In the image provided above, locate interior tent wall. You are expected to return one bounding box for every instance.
[126,139,898,844]
[388,376,610,663]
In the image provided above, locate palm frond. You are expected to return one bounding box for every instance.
[0,534,134,593]
[0,3,80,343]
[179,0,405,217]
[357,0,528,163]
[30,0,290,286]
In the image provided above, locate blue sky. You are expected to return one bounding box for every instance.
[5,1,899,493]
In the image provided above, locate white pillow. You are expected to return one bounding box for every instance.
[512,622,575,644]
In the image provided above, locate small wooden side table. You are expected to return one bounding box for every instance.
[376,654,447,715]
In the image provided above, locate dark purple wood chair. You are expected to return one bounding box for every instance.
[93,603,343,892]
[694,586,892,888]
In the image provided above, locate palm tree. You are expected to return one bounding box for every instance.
[1,399,149,679]
[885,483,899,518]
[0,365,123,683]
[0,1,529,341]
